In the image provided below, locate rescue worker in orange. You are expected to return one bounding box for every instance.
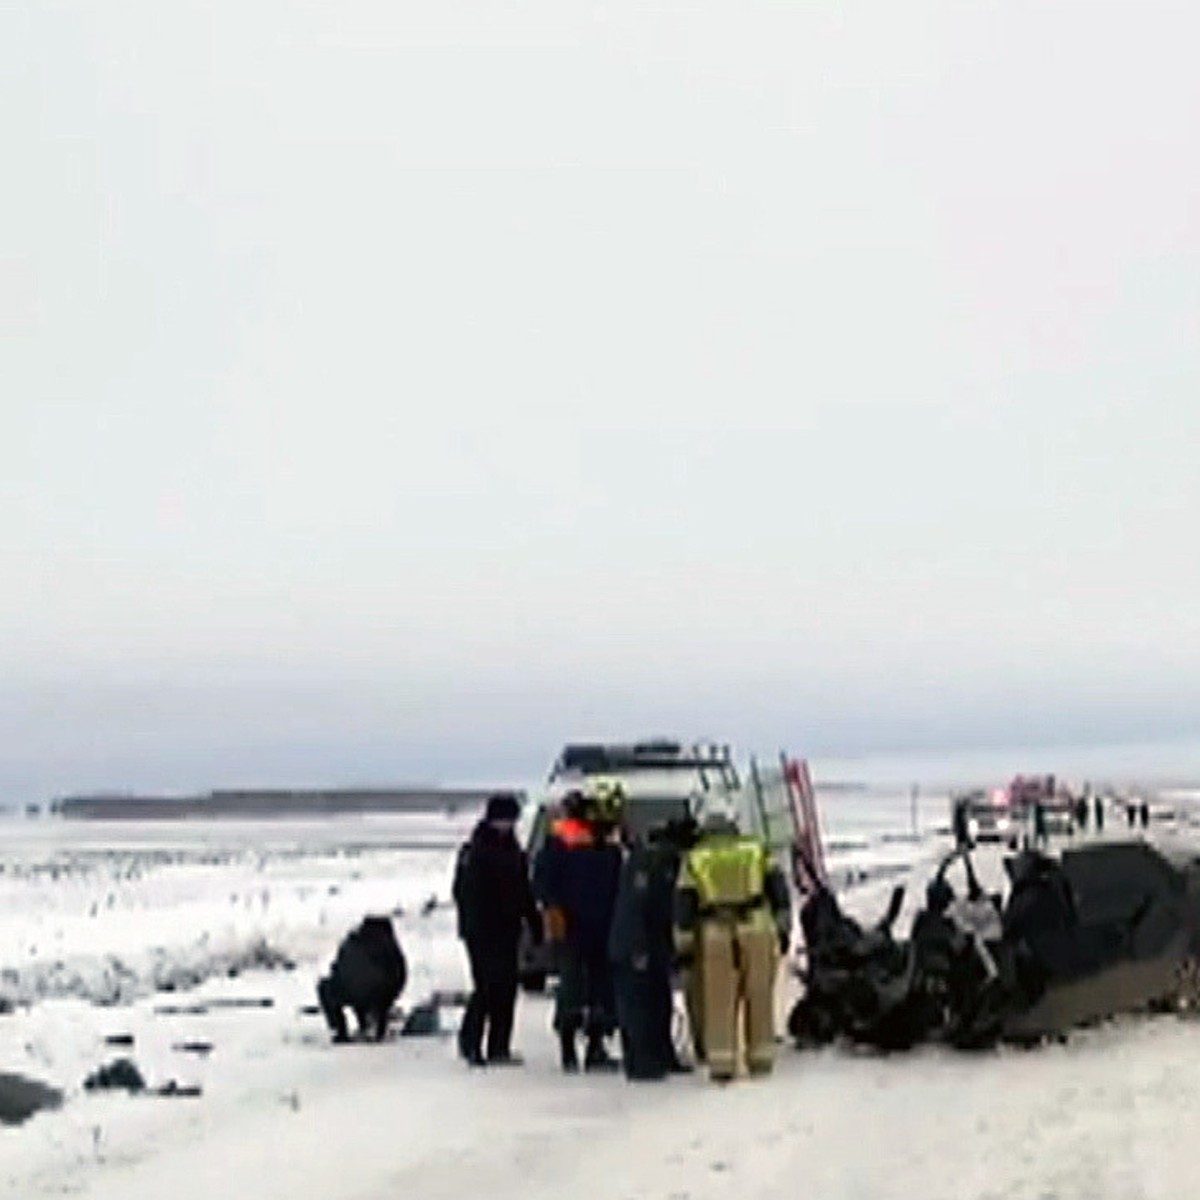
[674,802,791,1082]
[533,785,623,1072]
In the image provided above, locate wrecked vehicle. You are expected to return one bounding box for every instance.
[788,839,1200,1051]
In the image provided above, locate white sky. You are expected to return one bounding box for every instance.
[2,2,1199,798]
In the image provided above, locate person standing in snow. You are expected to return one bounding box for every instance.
[534,782,624,1072]
[1033,800,1049,849]
[674,804,791,1082]
[453,792,543,1067]
[952,796,972,851]
[609,813,697,1080]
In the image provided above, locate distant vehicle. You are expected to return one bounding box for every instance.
[955,788,1020,846]
[516,739,744,991]
[1009,774,1077,836]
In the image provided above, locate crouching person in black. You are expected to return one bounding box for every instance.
[317,916,408,1043]
[609,816,696,1080]
[453,792,543,1067]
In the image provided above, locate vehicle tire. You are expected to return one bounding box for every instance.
[519,971,547,994]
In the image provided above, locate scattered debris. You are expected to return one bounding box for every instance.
[154,1081,202,1098]
[84,1059,146,1094]
[0,1073,63,1126]
[157,996,274,1016]
[171,1041,214,1056]
[400,1001,441,1037]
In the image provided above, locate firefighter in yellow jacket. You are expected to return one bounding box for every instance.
[674,805,791,1081]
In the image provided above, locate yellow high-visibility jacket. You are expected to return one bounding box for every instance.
[674,833,790,958]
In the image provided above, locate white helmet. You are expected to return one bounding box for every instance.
[695,794,740,833]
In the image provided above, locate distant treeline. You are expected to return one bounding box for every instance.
[52,787,511,820]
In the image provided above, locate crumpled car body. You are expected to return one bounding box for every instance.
[789,840,1200,1051]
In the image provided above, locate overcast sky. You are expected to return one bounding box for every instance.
[3,2,1199,799]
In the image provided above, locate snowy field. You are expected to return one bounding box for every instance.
[4,791,1200,1199]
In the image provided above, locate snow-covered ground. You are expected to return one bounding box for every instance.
[3,796,1200,1199]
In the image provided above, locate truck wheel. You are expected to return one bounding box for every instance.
[519,972,547,994]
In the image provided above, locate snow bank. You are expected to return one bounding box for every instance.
[0,814,471,1009]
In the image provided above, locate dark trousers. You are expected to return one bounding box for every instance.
[555,940,616,1037]
[318,976,388,1041]
[613,963,674,1079]
[460,936,519,1060]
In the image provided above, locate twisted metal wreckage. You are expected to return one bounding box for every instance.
[787,832,1200,1052]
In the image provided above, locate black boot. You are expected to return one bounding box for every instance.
[559,1031,579,1073]
[584,1034,619,1073]
[458,1026,486,1068]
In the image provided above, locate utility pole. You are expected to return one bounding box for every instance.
[910,783,919,839]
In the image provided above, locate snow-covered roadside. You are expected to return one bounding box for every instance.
[10,982,1200,1200]
[0,815,470,1008]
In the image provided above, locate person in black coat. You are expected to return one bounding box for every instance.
[317,916,408,1043]
[609,817,696,1080]
[453,792,542,1067]
[952,797,972,851]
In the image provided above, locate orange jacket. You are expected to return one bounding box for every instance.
[550,816,594,849]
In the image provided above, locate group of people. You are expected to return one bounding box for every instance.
[451,783,792,1083]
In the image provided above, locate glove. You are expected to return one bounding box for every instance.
[543,906,567,943]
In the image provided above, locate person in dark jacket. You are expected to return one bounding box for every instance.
[453,792,542,1067]
[952,796,972,851]
[1033,801,1048,849]
[609,816,697,1080]
[534,786,624,1072]
[317,916,408,1043]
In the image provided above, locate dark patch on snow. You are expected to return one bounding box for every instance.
[156,996,273,1016]
[104,1033,135,1047]
[400,1002,440,1036]
[172,1041,214,1056]
[0,1073,63,1126]
[155,1081,202,1098]
[84,1058,146,1094]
